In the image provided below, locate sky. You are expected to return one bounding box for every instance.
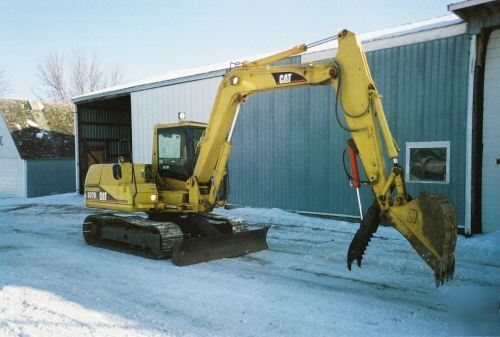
[1,0,457,100]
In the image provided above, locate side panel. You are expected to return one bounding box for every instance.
[0,158,24,197]
[131,76,222,164]
[26,159,76,198]
[481,29,500,233]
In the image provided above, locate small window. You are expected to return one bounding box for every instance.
[405,141,450,184]
[159,132,182,159]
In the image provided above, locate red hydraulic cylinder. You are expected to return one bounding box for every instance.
[346,142,361,188]
[346,140,363,220]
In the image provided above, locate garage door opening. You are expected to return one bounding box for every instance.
[76,95,132,193]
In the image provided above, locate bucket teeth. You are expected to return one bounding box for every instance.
[347,205,380,270]
[434,259,454,287]
[433,245,456,287]
[347,228,372,269]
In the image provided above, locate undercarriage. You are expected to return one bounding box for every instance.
[83,212,269,265]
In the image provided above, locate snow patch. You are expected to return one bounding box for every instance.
[0,194,498,337]
[36,130,48,139]
[0,286,173,337]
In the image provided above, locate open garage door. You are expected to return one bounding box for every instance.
[76,95,132,193]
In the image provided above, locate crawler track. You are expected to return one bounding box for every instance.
[82,213,268,264]
[83,214,183,259]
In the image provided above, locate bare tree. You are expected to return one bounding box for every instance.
[106,64,125,87]
[87,53,105,93]
[0,69,11,96]
[37,52,68,103]
[70,50,87,96]
[36,51,125,103]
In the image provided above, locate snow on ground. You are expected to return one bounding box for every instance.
[0,194,498,337]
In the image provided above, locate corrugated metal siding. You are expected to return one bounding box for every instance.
[26,159,76,198]
[228,35,470,226]
[131,77,222,163]
[481,28,500,233]
[0,158,24,197]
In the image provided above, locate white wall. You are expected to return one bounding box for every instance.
[0,116,25,197]
[482,29,500,233]
[0,115,20,159]
[0,158,25,197]
[131,76,222,163]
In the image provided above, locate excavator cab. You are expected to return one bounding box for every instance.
[153,122,230,205]
[156,124,205,181]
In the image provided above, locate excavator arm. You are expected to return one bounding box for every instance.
[190,30,456,285]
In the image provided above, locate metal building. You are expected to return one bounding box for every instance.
[0,99,75,197]
[449,0,500,234]
[73,1,500,235]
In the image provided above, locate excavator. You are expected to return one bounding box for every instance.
[83,30,457,286]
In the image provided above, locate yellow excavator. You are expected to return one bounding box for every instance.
[83,30,456,286]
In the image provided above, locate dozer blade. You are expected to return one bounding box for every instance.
[388,194,457,286]
[171,226,269,266]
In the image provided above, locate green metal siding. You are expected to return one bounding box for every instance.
[228,35,470,227]
[26,159,76,198]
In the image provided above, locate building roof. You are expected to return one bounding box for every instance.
[449,0,500,21]
[0,99,74,159]
[73,14,463,104]
[305,14,462,54]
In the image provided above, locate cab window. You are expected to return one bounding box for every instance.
[158,129,187,178]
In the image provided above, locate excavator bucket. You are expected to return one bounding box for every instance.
[171,226,269,266]
[388,194,457,286]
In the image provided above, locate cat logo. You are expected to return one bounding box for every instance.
[278,73,292,84]
[272,72,307,85]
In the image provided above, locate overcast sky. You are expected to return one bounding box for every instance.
[1,0,456,100]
